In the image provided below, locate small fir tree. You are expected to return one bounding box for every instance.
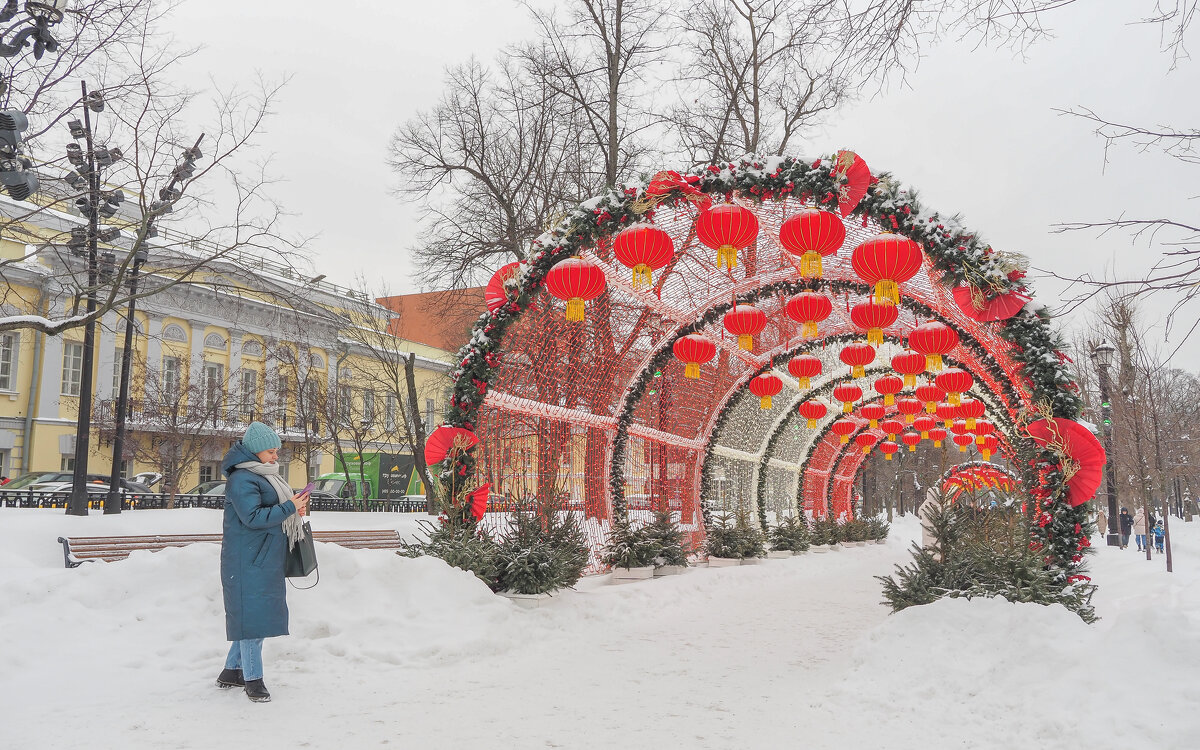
[734,509,767,559]
[704,512,742,558]
[768,514,810,551]
[603,515,661,569]
[645,507,691,567]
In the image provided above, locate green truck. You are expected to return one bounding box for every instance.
[314,452,427,500]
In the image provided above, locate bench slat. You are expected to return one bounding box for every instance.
[59,529,404,567]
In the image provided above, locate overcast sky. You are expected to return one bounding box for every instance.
[162,1,1200,368]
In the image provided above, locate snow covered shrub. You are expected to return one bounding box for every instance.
[494,500,589,595]
[400,519,501,590]
[603,515,660,569]
[768,514,810,552]
[842,519,869,542]
[734,509,767,559]
[645,507,691,567]
[865,517,890,541]
[704,512,742,558]
[877,499,1097,623]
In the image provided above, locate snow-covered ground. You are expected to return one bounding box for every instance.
[1,507,1196,749]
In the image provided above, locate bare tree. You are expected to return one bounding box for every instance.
[262,337,334,484]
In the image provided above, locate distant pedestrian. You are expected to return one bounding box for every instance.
[1119,507,1134,549]
[1133,507,1148,552]
[1096,508,1107,539]
[1153,521,1165,554]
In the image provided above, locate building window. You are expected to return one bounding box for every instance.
[337,384,351,424]
[362,389,375,426]
[275,375,289,423]
[162,324,187,342]
[239,369,258,419]
[60,456,75,471]
[111,347,124,397]
[204,333,226,350]
[0,332,17,390]
[425,398,435,429]
[61,342,84,396]
[203,362,224,410]
[385,394,397,432]
[162,356,181,400]
[198,463,218,484]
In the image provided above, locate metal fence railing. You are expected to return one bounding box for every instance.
[0,490,428,514]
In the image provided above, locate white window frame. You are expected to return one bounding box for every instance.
[239,369,258,418]
[362,389,375,426]
[385,394,397,432]
[203,362,224,410]
[61,342,84,396]
[0,332,18,391]
[162,356,181,400]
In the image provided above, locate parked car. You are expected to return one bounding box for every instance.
[184,480,227,496]
[2,472,151,495]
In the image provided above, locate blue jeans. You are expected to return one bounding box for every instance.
[1135,534,1147,550]
[224,639,264,681]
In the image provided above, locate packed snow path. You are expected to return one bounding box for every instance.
[2,509,1196,749]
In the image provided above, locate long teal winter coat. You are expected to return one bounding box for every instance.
[220,442,297,640]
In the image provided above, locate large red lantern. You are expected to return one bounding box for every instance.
[697,203,759,270]
[973,419,996,445]
[723,304,767,350]
[779,209,845,278]
[860,402,886,428]
[797,400,828,428]
[784,292,833,338]
[936,402,957,429]
[901,431,922,452]
[613,224,674,289]
[788,354,822,389]
[832,383,862,413]
[672,334,716,379]
[928,427,948,447]
[908,321,959,372]
[915,383,946,414]
[896,396,923,423]
[873,375,904,406]
[545,257,606,321]
[913,415,937,438]
[830,419,857,444]
[851,233,923,305]
[934,367,973,406]
[880,418,904,442]
[749,373,783,409]
[950,419,971,437]
[878,441,901,460]
[839,342,876,379]
[952,433,975,452]
[956,397,985,429]
[851,300,899,346]
[485,262,523,313]
[856,432,879,454]
[891,349,926,388]
[979,434,1000,461]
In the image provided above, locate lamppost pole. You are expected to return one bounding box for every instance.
[1090,342,1120,546]
[104,247,146,513]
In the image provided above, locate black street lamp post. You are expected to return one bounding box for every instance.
[0,0,67,60]
[1090,342,1120,546]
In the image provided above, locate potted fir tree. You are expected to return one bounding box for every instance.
[604,515,660,582]
[646,507,691,576]
[767,515,809,558]
[808,517,831,552]
[704,512,743,567]
[735,510,767,564]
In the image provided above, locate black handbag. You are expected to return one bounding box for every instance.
[285,521,318,582]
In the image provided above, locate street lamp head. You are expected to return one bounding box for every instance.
[25,1,68,24]
[1090,341,1116,370]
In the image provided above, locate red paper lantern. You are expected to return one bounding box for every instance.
[797,400,828,428]
[851,300,899,346]
[973,419,996,444]
[855,432,879,454]
[696,203,759,270]
[928,427,948,447]
[723,304,767,350]
[957,397,985,429]
[891,349,926,388]
[913,415,937,439]
[901,431,922,452]
[915,383,946,414]
[873,375,904,406]
[830,419,857,444]
[860,402,886,428]
[784,292,833,338]
[881,418,904,440]
[908,321,959,372]
[851,233,923,305]
[952,285,1031,322]
[485,262,523,313]
[613,224,674,289]
[672,334,716,379]
[896,396,923,423]
[839,342,876,379]
[832,383,862,413]
[779,209,845,278]
[749,373,783,409]
[979,434,1000,461]
[952,433,975,452]
[878,441,901,460]
[424,425,480,466]
[936,402,957,429]
[950,419,971,436]
[788,354,822,389]
[545,257,606,321]
[934,368,973,406]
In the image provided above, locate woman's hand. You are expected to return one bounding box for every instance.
[291,491,310,516]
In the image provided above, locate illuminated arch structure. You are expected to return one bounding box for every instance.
[444,155,1088,576]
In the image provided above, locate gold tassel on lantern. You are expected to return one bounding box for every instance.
[908,445,916,452]
[874,278,900,305]
[684,362,700,379]
[806,418,816,429]
[983,449,993,460]
[934,438,943,447]
[737,334,753,350]
[948,392,961,406]
[884,394,895,406]
[903,374,916,387]
[926,354,943,371]
[920,430,929,439]
[966,417,977,429]
[840,435,850,444]
[798,376,810,389]
[565,297,585,321]
[869,418,879,429]
[944,418,953,430]
[842,401,853,414]
[867,328,883,346]
[885,453,894,461]
[976,434,986,445]
[958,443,968,453]
[862,445,872,455]
[632,264,653,289]
[802,321,818,338]
[800,251,823,278]
[718,245,738,269]
[925,401,937,414]
[905,414,914,424]
[852,365,865,379]
[759,395,773,409]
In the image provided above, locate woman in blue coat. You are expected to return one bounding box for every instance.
[215,422,309,703]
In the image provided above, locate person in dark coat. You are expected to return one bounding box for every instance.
[1118,507,1134,549]
[215,422,309,703]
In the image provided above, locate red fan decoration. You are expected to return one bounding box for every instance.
[881,418,905,441]
[469,482,491,521]
[973,419,996,445]
[749,373,783,409]
[779,209,846,278]
[839,342,876,379]
[1026,418,1106,507]
[851,233,923,305]
[908,321,959,372]
[860,402,886,429]
[485,262,523,313]
[934,367,973,406]
[878,441,901,460]
[891,349,926,388]
[901,431,922,452]
[613,224,674,289]
[797,400,828,428]
[724,304,767,350]
[936,402,958,429]
[784,292,833,338]
[952,285,1032,322]
[957,397,985,429]
[873,375,904,406]
[545,257,606,321]
[855,432,879,454]
[913,415,937,439]
[928,427,948,447]
[424,425,480,466]
[831,419,857,444]
[831,150,871,217]
[851,300,899,346]
[787,354,822,389]
[952,433,975,452]
[979,435,1000,461]
[832,383,863,413]
[915,383,946,414]
[697,203,759,270]
[897,397,924,423]
[672,334,716,379]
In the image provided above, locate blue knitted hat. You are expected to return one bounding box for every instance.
[242,421,281,454]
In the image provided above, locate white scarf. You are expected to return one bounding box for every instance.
[236,460,305,549]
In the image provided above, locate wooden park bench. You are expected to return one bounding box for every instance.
[57,529,403,568]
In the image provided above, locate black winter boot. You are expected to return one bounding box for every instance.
[244,679,272,703]
[215,668,244,689]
